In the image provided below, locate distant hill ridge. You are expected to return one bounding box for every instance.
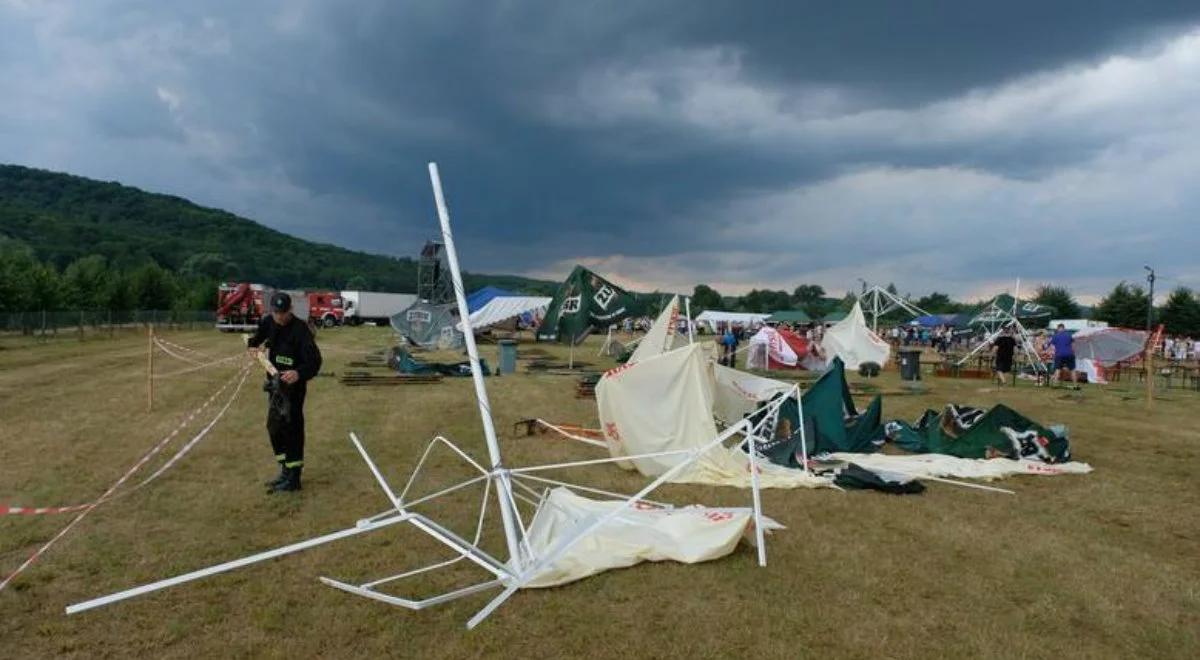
[0,164,557,294]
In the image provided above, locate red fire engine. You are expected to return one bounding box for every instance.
[216,283,345,331]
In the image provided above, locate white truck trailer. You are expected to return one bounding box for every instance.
[341,291,417,326]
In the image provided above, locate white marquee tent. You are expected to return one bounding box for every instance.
[458,295,551,332]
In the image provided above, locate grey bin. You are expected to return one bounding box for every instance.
[498,340,518,375]
[898,349,922,381]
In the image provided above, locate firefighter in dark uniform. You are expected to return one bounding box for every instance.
[246,292,322,493]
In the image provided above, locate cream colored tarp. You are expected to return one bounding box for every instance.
[524,487,779,588]
[628,295,685,364]
[597,344,830,489]
[712,363,792,426]
[820,302,891,369]
[827,452,1094,481]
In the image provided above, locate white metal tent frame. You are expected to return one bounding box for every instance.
[955,281,1047,376]
[857,283,928,332]
[67,163,788,629]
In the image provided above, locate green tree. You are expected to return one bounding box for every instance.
[62,255,112,309]
[1160,287,1200,336]
[914,292,962,314]
[180,252,239,280]
[791,284,825,307]
[738,289,792,313]
[1094,282,1151,328]
[129,262,177,309]
[102,272,135,311]
[690,284,723,314]
[26,260,64,311]
[1032,284,1080,319]
[345,274,369,291]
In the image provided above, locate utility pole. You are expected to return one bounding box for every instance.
[1144,266,1155,332]
[1144,266,1155,408]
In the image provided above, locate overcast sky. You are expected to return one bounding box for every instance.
[2,1,1198,302]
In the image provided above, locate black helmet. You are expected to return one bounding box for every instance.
[270,291,292,312]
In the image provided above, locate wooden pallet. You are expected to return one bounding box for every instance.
[337,371,442,386]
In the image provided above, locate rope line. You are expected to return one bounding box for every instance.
[0,364,251,591]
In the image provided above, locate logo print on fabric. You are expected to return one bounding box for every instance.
[561,296,582,314]
[604,422,621,443]
[593,285,616,310]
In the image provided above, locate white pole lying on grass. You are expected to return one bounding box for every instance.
[428,162,524,571]
[66,513,412,615]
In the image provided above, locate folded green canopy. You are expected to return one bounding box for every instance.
[536,265,637,345]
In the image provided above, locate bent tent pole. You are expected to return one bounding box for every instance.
[67,512,411,615]
[428,162,524,571]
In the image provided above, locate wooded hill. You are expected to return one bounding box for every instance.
[0,164,557,295]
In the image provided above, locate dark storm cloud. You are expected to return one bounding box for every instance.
[1,0,1198,299]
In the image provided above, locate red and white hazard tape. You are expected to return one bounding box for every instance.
[155,353,244,378]
[153,338,207,365]
[1,503,94,516]
[155,337,216,359]
[0,365,251,591]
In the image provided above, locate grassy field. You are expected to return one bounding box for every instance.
[1,326,1197,659]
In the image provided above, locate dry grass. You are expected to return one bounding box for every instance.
[1,327,1197,659]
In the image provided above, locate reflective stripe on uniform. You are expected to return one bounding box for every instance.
[284,460,304,468]
[275,453,286,462]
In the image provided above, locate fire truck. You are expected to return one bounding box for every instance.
[216,283,345,331]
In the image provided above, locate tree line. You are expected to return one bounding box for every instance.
[0,240,215,314]
[687,281,1200,336]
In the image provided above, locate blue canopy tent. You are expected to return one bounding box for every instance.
[465,286,514,314]
[912,313,972,328]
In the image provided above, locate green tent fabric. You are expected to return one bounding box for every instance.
[970,294,1055,326]
[536,265,637,345]
[884,403,1072,463]
[749,357,885,468]
[766,310,813,324]
[390,346,490,377]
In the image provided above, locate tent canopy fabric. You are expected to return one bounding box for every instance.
[1071,326,1147,366]
[749,357,885,468]
[970,294,1055,325]
[596,343,829,489]
[537,265,637,345]
[745,326,810,370]
[819,302,891,369]
[885,403,1073,463]
[913,313,971,328]
[766,310,812,324]
[465,286,514,314]
[627,295,687,365]
[459,295,551,331]
[390,301,464,350]
[523,487,768,588]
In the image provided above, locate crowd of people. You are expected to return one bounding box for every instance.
[884,324,966,353]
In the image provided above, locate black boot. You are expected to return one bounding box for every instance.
[268,466,302,493]
[264,464,287,488]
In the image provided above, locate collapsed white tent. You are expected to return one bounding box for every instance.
[597,343,830,489]
[827,453,1093,481]
[745,326,800,369]
[820,302,891,369]
[627,295,689,364]
[458,295,551,331]
[68,163,792,629]
[523,487,780,588]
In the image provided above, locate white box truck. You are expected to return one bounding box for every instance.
[341,291,418,326]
